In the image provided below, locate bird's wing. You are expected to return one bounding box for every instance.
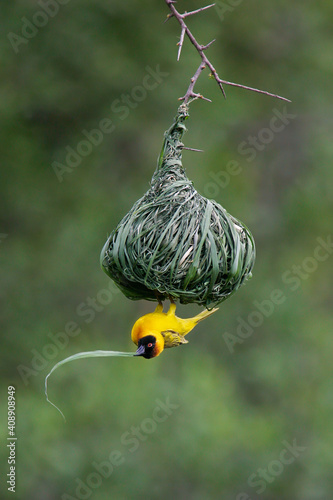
[161,329,188,349]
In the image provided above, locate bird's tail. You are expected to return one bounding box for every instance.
[192,307,219,324]
[180,307,218,337]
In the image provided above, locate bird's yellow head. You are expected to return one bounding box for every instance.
[134,332,165,359]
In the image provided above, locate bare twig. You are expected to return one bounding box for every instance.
[164,0,291,104]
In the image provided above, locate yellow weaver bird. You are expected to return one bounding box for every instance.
[132,302,218,359]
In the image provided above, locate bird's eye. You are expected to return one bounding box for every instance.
[147,343,153,348]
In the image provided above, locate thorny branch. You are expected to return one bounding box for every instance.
[164,0,291,104]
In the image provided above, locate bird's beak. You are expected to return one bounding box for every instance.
[134,345,145,356]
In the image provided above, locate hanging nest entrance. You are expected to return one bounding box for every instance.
[100,104,255,308]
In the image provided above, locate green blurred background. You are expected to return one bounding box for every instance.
[1,0,332,499]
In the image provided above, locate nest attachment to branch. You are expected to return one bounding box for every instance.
[100,104,255,308]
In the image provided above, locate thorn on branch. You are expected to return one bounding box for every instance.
[179,92,212,103]
[201,39,216,50]
[216,81,226,99]
[198,94,212,102]
[177,27,186,61]
[164,13,173,24]
[182,4,216,18]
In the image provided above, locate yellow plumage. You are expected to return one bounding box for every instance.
[132,302,218,359]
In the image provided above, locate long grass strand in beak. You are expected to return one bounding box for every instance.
[45,350,135,421]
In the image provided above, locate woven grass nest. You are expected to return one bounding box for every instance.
[100,104,255,308]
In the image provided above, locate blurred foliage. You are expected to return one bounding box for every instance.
[0,0,332,499]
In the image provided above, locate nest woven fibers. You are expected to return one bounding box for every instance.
[100,104,255,308]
